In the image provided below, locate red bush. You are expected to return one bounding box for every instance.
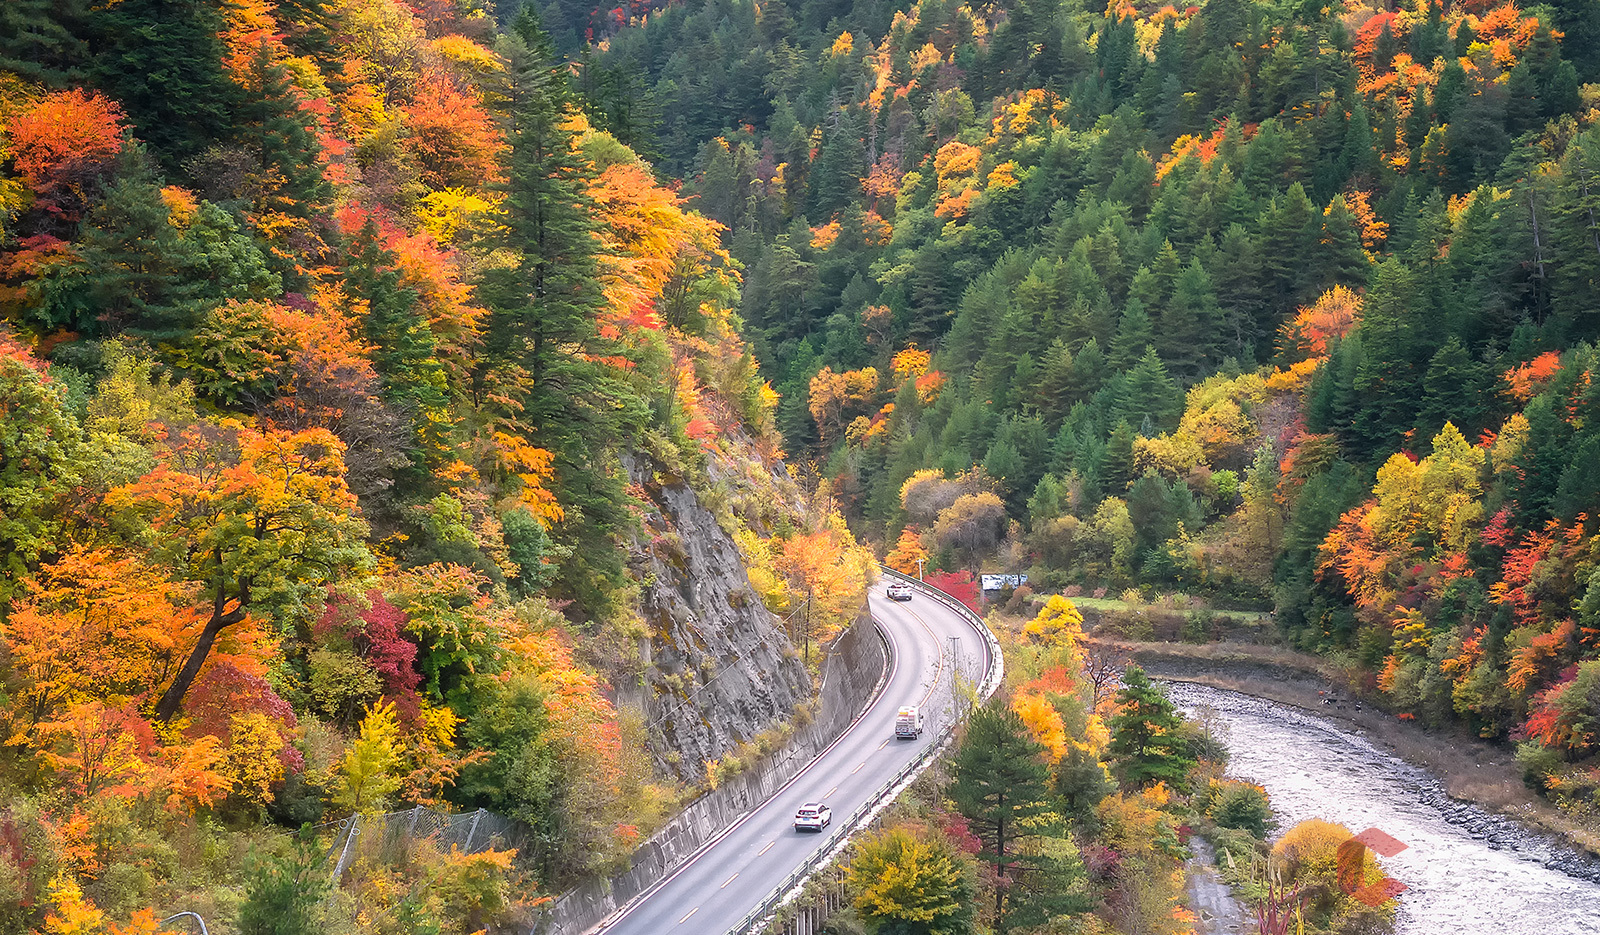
[924,570,981,613]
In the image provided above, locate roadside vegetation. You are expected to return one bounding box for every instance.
[814,594,1400,935]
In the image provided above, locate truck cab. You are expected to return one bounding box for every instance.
[894,705,923,739]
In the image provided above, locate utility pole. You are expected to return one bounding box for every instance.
[804,590,813,665]
[916,557,925,581]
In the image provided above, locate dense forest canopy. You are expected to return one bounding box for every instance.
[0,1,881,930]
[4,0,1600,930]
[581,0,1600,805]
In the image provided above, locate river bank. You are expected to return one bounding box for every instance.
[1096,637,1600,863]
[1163,680,1600,934]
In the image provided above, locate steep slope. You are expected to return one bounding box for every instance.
[625,449,812,780]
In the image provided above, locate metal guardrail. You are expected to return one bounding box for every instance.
[725,567,1005,935]
[878,566,1005,702]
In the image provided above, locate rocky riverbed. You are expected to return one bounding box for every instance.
[1168,682,1600,935]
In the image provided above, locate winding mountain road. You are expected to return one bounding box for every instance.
[597,574,995,935]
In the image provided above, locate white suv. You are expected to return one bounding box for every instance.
[887,582,913,601]
[794,802,832,832]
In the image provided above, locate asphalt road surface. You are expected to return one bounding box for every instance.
[598,578,991,935]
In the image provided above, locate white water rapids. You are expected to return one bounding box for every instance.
[1167,681,1600,935]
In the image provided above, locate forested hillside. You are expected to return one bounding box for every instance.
[587,0,1600,811]
[0,1,876,931]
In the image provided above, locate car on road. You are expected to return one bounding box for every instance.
[794,802,832,832]
[887,582,914,601]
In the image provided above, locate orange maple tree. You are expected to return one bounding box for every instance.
[106,424,371,720]
[0,547,203,738]
[7,89,127,215]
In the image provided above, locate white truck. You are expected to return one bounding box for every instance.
[894,705,923,739]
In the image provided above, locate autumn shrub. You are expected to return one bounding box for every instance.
[1204,825,1264,872]
[0,800,63,933]
[1543,764,1600,818]
[432,846,530,935]
[1270,818,1394,928]
[1208,781,1272,838]
[845,824,976,935]
[309,649,384,724]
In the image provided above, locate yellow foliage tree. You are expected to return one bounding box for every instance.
[489,431,563,526]
[884,527,929,576]
[1175,370,1270,465]
[808,366,879,441]
[847,826,973,933]
[1023,594,1085,645]
[1012,692,1068,763]
[735,528,792,613]
[225,712,287,806]
[337,700,403,814]
[1132,431,1205,478]
[891,346,931,381]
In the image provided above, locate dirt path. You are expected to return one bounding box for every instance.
[1185,836,1252,935]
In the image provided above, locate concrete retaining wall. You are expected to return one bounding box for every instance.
[540,612,888,935]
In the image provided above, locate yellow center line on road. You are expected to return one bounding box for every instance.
[757,840,775,857]
[824,786,838,798]
[851,760,865,774]
[898,603,947,707]
[678,907,698,925]
[721,872,739,889]
[878,737,891,750]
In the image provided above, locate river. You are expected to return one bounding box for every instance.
[1166,681,1600,935]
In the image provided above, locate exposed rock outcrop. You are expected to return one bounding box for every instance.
[622,452,811,781]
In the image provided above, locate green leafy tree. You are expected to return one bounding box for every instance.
[1108,665,1195,788]
[106,425,373,720]
[0,351,84,601]
[456,668,559,840]
[29,178,279,342]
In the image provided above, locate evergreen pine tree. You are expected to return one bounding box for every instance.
[475,8,644,612]
[1107,665,1195,788]
[1109,301,1156,369]
[1317,194,1370,292]
[346,220,450,437]
[1160,259,1224,378]
[1214,223,1268,359]
[950,700,1064,934]
[1100,420,1137,493]
[1417,336,1488,442]
[1115,349,1183,432]
[1351,259,1419,457]
[1260,182,1320,312]
[85,0,240,173]
[0,0,88,84]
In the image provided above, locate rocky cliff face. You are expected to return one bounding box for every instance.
[621,452,811,782]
